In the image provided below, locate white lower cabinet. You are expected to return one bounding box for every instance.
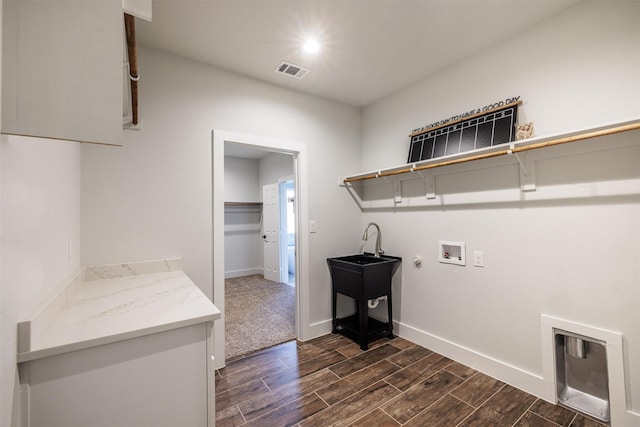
[24,323,213,427]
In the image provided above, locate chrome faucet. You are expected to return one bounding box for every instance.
[362,222,384,258]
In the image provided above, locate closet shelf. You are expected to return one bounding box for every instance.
[224,202,263,213]
[343,117,640,185]
[224,202,263,207]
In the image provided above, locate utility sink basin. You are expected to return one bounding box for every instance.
[329,253,399,266]
[327,253,401,350]
[327,252,401,298]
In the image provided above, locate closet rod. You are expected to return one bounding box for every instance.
[344,121,640,184]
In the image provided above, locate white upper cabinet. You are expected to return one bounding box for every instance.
[2,0,123,146]
[122,0,152,22]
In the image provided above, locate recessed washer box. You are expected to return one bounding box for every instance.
[439,241,466,266]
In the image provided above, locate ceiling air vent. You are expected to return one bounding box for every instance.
[275,61,310,79]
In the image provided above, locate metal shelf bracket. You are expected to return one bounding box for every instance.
[508,143,536,191]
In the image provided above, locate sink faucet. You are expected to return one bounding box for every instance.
[362,222,384,258]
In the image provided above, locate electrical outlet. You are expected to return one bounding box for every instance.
[473,251,484,267]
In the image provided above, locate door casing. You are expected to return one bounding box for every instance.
[212,130,309,368]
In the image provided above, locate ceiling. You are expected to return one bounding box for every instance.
[136,0,579,108]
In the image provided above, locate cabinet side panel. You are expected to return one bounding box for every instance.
[28,325,208,427]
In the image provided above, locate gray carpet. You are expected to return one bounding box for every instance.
[225,275,296,360]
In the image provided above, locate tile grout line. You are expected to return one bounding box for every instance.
[469,381,506,409]
[399,392,458,426]
[510,398,542,426]
[446,370,481,397]
[314,390,331,408]
[293,391,330,426]
[383,378,404,394]
[567,412,578,426]
[454,383,510,426]
[237,404,249,426]
[377,406,402,426]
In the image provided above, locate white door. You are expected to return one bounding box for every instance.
[262,183,280,282]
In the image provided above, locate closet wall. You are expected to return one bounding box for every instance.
[224,156,262,278]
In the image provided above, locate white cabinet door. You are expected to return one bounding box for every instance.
[262,183,280,282]
[2,0,123,145]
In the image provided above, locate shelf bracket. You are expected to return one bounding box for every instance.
[344,182,366,209]
[393,178,403,204]
[417,170,436,199]
[508,143,535,192]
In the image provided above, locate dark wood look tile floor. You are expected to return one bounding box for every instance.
[216,334,608,427]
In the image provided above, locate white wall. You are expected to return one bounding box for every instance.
[81,46,361,331]
[0,136,82,427]
[224,156,259,202]
[224,156,262,277]
[259,151,293,190]
[361,0,640,418]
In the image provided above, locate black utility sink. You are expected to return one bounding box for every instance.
[327,253,401,350]
[329,254,396,266]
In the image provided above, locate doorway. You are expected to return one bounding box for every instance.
[279,178,295,287]
[212,130,309,369]
[262,178,296,286]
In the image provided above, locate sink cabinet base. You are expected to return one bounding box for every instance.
[327,253,401,351]
[333,314,394,351]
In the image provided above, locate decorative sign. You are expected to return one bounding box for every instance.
[407,97,521,164]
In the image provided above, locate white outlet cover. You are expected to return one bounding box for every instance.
[439,241,466,266]
[473,251,484,267]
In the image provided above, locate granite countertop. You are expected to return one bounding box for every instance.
[17,259,220,363]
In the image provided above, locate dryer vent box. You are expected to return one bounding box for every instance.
[439,241,466,266]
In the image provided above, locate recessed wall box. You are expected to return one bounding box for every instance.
[439,241,466,266]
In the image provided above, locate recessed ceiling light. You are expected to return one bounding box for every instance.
[303,39,320,54]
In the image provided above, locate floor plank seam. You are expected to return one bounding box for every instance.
[399,392,449,426]
[236,405,248,425]
[382,378,403,394]
[512,398,540,426]
[449,393,477,409]
[567,412,578,426]
[526,409,565,427]
[314,391,330,408]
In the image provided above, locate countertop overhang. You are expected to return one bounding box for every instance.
[17,259,220,363]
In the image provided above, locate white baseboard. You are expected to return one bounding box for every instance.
[302,319,332,342]
[224,268,263,279]
[394,321,549,399]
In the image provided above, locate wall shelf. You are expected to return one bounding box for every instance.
[224,202,263,215]
[344,118,640,185]
[224,202,263,207]
[342,117,640,210]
